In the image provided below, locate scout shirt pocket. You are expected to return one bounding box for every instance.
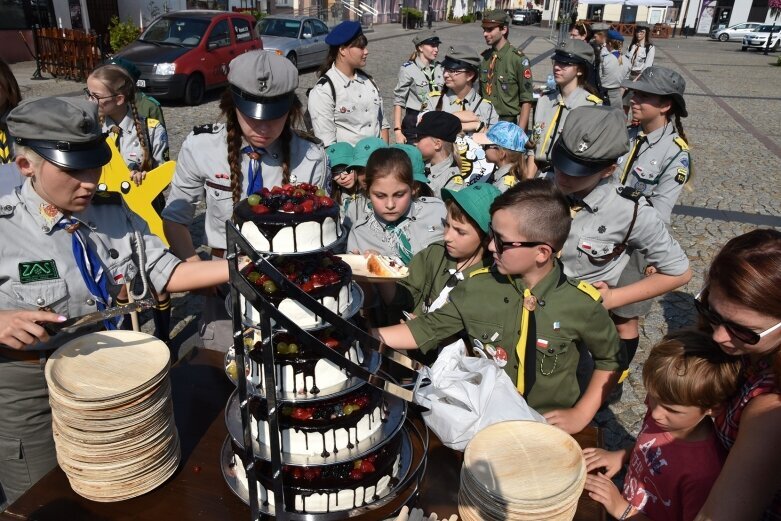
[576,236,620,265]
[11,279,69,316]
[205,182,234,233]
[629,164,661,193]
[535,335,572,376]
[464,318,506,355]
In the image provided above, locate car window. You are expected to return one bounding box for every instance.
[303,20,314,37]
[258,18,302,39]
[208,19,231,48]
[233,18,253,42]
[314,21,329,36]
[142,17,209,46]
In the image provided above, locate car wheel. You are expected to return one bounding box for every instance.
[183,73,205,105]
[287,52,298,68]
[719,33,729,42]
[741,46,747,51]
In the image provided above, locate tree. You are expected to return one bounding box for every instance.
[771,0,781,21]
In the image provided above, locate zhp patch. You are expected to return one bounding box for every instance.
[19,260,60,283]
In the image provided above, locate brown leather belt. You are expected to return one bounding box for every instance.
[210,248,226,258]
[0,346,53,363]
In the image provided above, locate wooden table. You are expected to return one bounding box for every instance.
[1,349,604,521]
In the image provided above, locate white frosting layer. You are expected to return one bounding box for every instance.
[241,217,339,254]
[241,283,352,330]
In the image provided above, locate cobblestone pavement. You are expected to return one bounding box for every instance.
[9,23,781,451]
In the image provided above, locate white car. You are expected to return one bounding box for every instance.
[710,22,761,42]
[741,25,781,51]
[512,10,526,25]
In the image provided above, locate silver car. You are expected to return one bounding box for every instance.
[710,22,761,42]
[256,15,330,69]
[742,25,781,51]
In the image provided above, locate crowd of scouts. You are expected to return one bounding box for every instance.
[0,11,780,521]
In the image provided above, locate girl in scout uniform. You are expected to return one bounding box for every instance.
[599,30,629,108]
[414,111,463,195]
[472,121,529,191]
[0,96,229,507]
[162,51,328,352]
[325,142,359,224]
[308,21,389,146]
[392,31,444,144]
[626,26,655,81]
[346,147,445,264]
[527,39,602,178]
[0,58,21,165]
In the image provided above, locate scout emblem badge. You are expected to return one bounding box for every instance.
[473,338,507,367]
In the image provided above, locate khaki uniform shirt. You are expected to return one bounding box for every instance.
[600,52,630,89]
[393,58,444,112]
[479,43,533,119]
[531,87,603,163]
[433,88,499,130]
[427,156,463,196]
[102,113,169,169]
[162,124,328,249]
[406,260,621,412]
[615,124,691,224]
[0,182,181,351]
[307,65,390,146]
[487,163,518,193]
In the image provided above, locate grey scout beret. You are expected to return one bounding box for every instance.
[7,96,111,170]
[440,45,481,71]
[553,38,595,66]
[228,50,298,120]
[413,30,441,46]
[551,106,630,177]
[621,66,687,117]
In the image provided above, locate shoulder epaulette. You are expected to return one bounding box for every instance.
[402,61,413,67]
[92,191,123,205]
[193,124,218,135]
[503,175,516,187]
[147,118,161,128]
[484,98,493,104]
[617,186,643,202]
[572,279,602,301]
[586,94,603,105]
[673,136,689,151]
[293,129,323,145]
[469,267,492,278]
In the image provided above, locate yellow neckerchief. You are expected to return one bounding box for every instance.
[540,90,566,159]
[620,131,647,184]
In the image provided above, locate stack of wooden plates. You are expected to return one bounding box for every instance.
[44,331,180,502]
[459,421,586,521]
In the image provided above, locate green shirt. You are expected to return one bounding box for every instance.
[134,92,166,129]
[406,260,621,412]
[479,42,534,119]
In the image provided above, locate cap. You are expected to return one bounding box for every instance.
[392,144,428,184]
[350,137,387,168]
[326,142,354,168]
[552,39,595,66]
[441,183,501,233]
[590,22,610,32]
[551,106,629,177]
[482,9,510,27]
[471,121,528,152]
[413,30,441,46]
[621,66,687,117]
[228,51,298,120]
[440,45,481,72]
[8,97,111,170]
[415,111,461,143]
[325,21,363,46]
[105,56,141,82]
[606,29,624,41]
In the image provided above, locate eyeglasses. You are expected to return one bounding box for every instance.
[694,297,781,345]
[332,168,352,178]
[488,225,553,255]
[481,144,499,151]
[83,88,119,102]
[443,68,468,76]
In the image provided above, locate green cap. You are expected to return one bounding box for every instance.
[551,106,629,177]
[350,137,387,168]
[391,144,428,184]
[326,142,354,168]
[482,9,510,27]
[441,183,501,233]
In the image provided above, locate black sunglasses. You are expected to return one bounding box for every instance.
[481,144,500,151]
[488,225,553,255]
[694,297,781,345]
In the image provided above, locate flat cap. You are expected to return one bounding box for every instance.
[228,51,298,120]
[392,144,428,184]
[325,21,363,46]
[350,137,387,168]
[552,38,595,66]
[472,121,528,152]
[606,29,624,41]
[551,106,629,177]
[8,97,111,170]
[621,66,687,117]
[440,44,481,72]
[413,30,441,46]
[442,183,501,233]
[326,142,354,168]
[482,9,510,27]
[415,111,462,143]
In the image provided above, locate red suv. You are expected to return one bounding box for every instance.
[115,10,262,105]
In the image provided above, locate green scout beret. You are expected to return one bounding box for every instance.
[413,31,441,46]
[441,45,481,72]
[482,9,510,27]
[552,39,595,66]
[621,66,687,117]
[228,50,298,120]
[441,183,501,233]
[350,137,387,168]
[392,144,428,184]
[326,142,355,168]
[551,106,629,177]
[8,96,111,170]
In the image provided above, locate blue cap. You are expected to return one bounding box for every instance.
[325,21,363,46]
[472,121,528,152]
[607,29,624,41]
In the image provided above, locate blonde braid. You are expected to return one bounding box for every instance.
[129,100,151,171]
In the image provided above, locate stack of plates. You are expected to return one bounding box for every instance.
[458,421,586,521]
[44,331,180,502]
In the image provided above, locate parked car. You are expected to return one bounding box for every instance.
[741,25,781,51]
[710,22,761,42]
[511,10,527,25]
[114,10,262,105]
[256,15,330,69]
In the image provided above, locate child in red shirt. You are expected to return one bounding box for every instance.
[582,329,741,521]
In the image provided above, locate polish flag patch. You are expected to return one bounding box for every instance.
[536,338,549,349]
[581,241,592,250]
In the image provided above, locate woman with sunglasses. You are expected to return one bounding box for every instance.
[693,229,781,521]
[325,142,359,224]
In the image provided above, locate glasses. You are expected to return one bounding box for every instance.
[443,68,468,76]
[488,225,553,255]
[481,144,499,151]
[83,88,119,102]
[694,297,781,345]
[332,168,352,178]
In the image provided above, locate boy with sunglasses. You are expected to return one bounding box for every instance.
[373,179,622,434]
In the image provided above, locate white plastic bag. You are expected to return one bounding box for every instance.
[414,339,546,451]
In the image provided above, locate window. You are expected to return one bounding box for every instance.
[0,0,56,30]
[747,0,768,22]
[314,20,329,35]
[303,20,314,37]
[208,19,231,48]
[233,17,252,42]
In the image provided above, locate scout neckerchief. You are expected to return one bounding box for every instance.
[485,53,498,96]
[242,145,266,196]
[386,217,413,265]
[0,128,10,164]
[57,217,118,330]
[514,284,537,395]
[415,58,441,97]
[619,133,646,184]
[540,90,566,161]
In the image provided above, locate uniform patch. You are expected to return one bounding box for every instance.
[675,168,688,185]
[504,175,516,186]
[453,176,464,185]
[19,260,60,284]
[680,157,689,168]
[522,58,530,67]
[523,69,532,79]
[536,338,549,349]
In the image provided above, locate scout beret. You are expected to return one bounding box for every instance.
[606,29,624,41]
[482,9,510,27]
[551,106,629,177]
[326,142,354,168]
[440,45,481,72]
[413,30,441,46]
[105,56,141,82]
[590,22,610,32]
[350,137,387,168]
[325,21,363,46]
[472,121,528,152]
[552,38,595,66]
[621,66,687,117]
[8,97,111,170]
[392,144,429,184]
[441,183,501,233]
[228,51,298,120]
[415,111,461,143]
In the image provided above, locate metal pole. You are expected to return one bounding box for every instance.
[764,23,776,55]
